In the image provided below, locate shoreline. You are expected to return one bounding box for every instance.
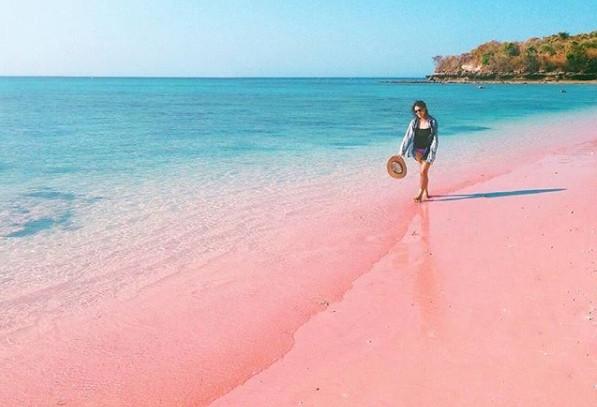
[382,79,597,84]
[431,79,597,85]
[212,134,597,406]
[1,110,596,405]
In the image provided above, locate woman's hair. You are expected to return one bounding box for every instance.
[411,100,428,116]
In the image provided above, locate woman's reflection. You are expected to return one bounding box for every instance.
[414,203,443,338]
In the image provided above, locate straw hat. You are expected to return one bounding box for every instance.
[386,155,407,179]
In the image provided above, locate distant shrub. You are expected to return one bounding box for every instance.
[503,42,520,56]
[566,43,590,72]
[540,44,556,55]
[431,30,596,78]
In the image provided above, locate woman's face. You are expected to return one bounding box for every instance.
[414,106,427,118]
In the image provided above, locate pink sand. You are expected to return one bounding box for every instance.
[213,137,597,406]
[1,113,596,406]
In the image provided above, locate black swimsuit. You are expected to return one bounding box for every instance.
[414,127,432,148]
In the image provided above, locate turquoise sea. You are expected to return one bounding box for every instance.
[0,77,595,242]
[1,76,596,344]
[1,78,596,238]
[1,77,595,186]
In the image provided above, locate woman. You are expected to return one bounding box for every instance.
[398,100,439,202]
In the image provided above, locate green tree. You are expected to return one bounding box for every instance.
[539,44,556,55]
[566,42,589,72]
[503,42,520,56]
[522,47,540,72]
[431,30,596,78]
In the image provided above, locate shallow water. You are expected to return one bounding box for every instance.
[1,78,596,335]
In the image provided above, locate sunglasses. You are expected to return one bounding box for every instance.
[414,109,424,113]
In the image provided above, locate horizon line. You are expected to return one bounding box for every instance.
[0,75,429,80]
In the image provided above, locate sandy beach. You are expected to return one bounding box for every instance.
[212,135,597,406]
[1,111,596,406]
[2,2,596,405]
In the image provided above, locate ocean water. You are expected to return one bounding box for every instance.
[1,78,596,189]
[1,78,596,336]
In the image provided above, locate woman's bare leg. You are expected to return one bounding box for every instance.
[421,161,432,199]
[414,152,424,202]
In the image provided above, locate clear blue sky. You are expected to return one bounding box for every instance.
[1,0,594,77]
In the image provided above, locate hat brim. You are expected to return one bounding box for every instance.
[386,155,407,179]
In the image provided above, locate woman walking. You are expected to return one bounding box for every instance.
[399,100,439,202]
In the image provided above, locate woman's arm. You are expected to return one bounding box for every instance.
[399,119,415,156]
[426,119,439,163]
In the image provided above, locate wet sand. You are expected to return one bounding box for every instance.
[1,114,596,406]
[212,139,597,406]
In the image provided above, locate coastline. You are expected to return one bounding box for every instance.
[382,79,597,84]
[1,109,596,406]
[426,68,597,84]
[213,128,597,406]
[430,79,597,85]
